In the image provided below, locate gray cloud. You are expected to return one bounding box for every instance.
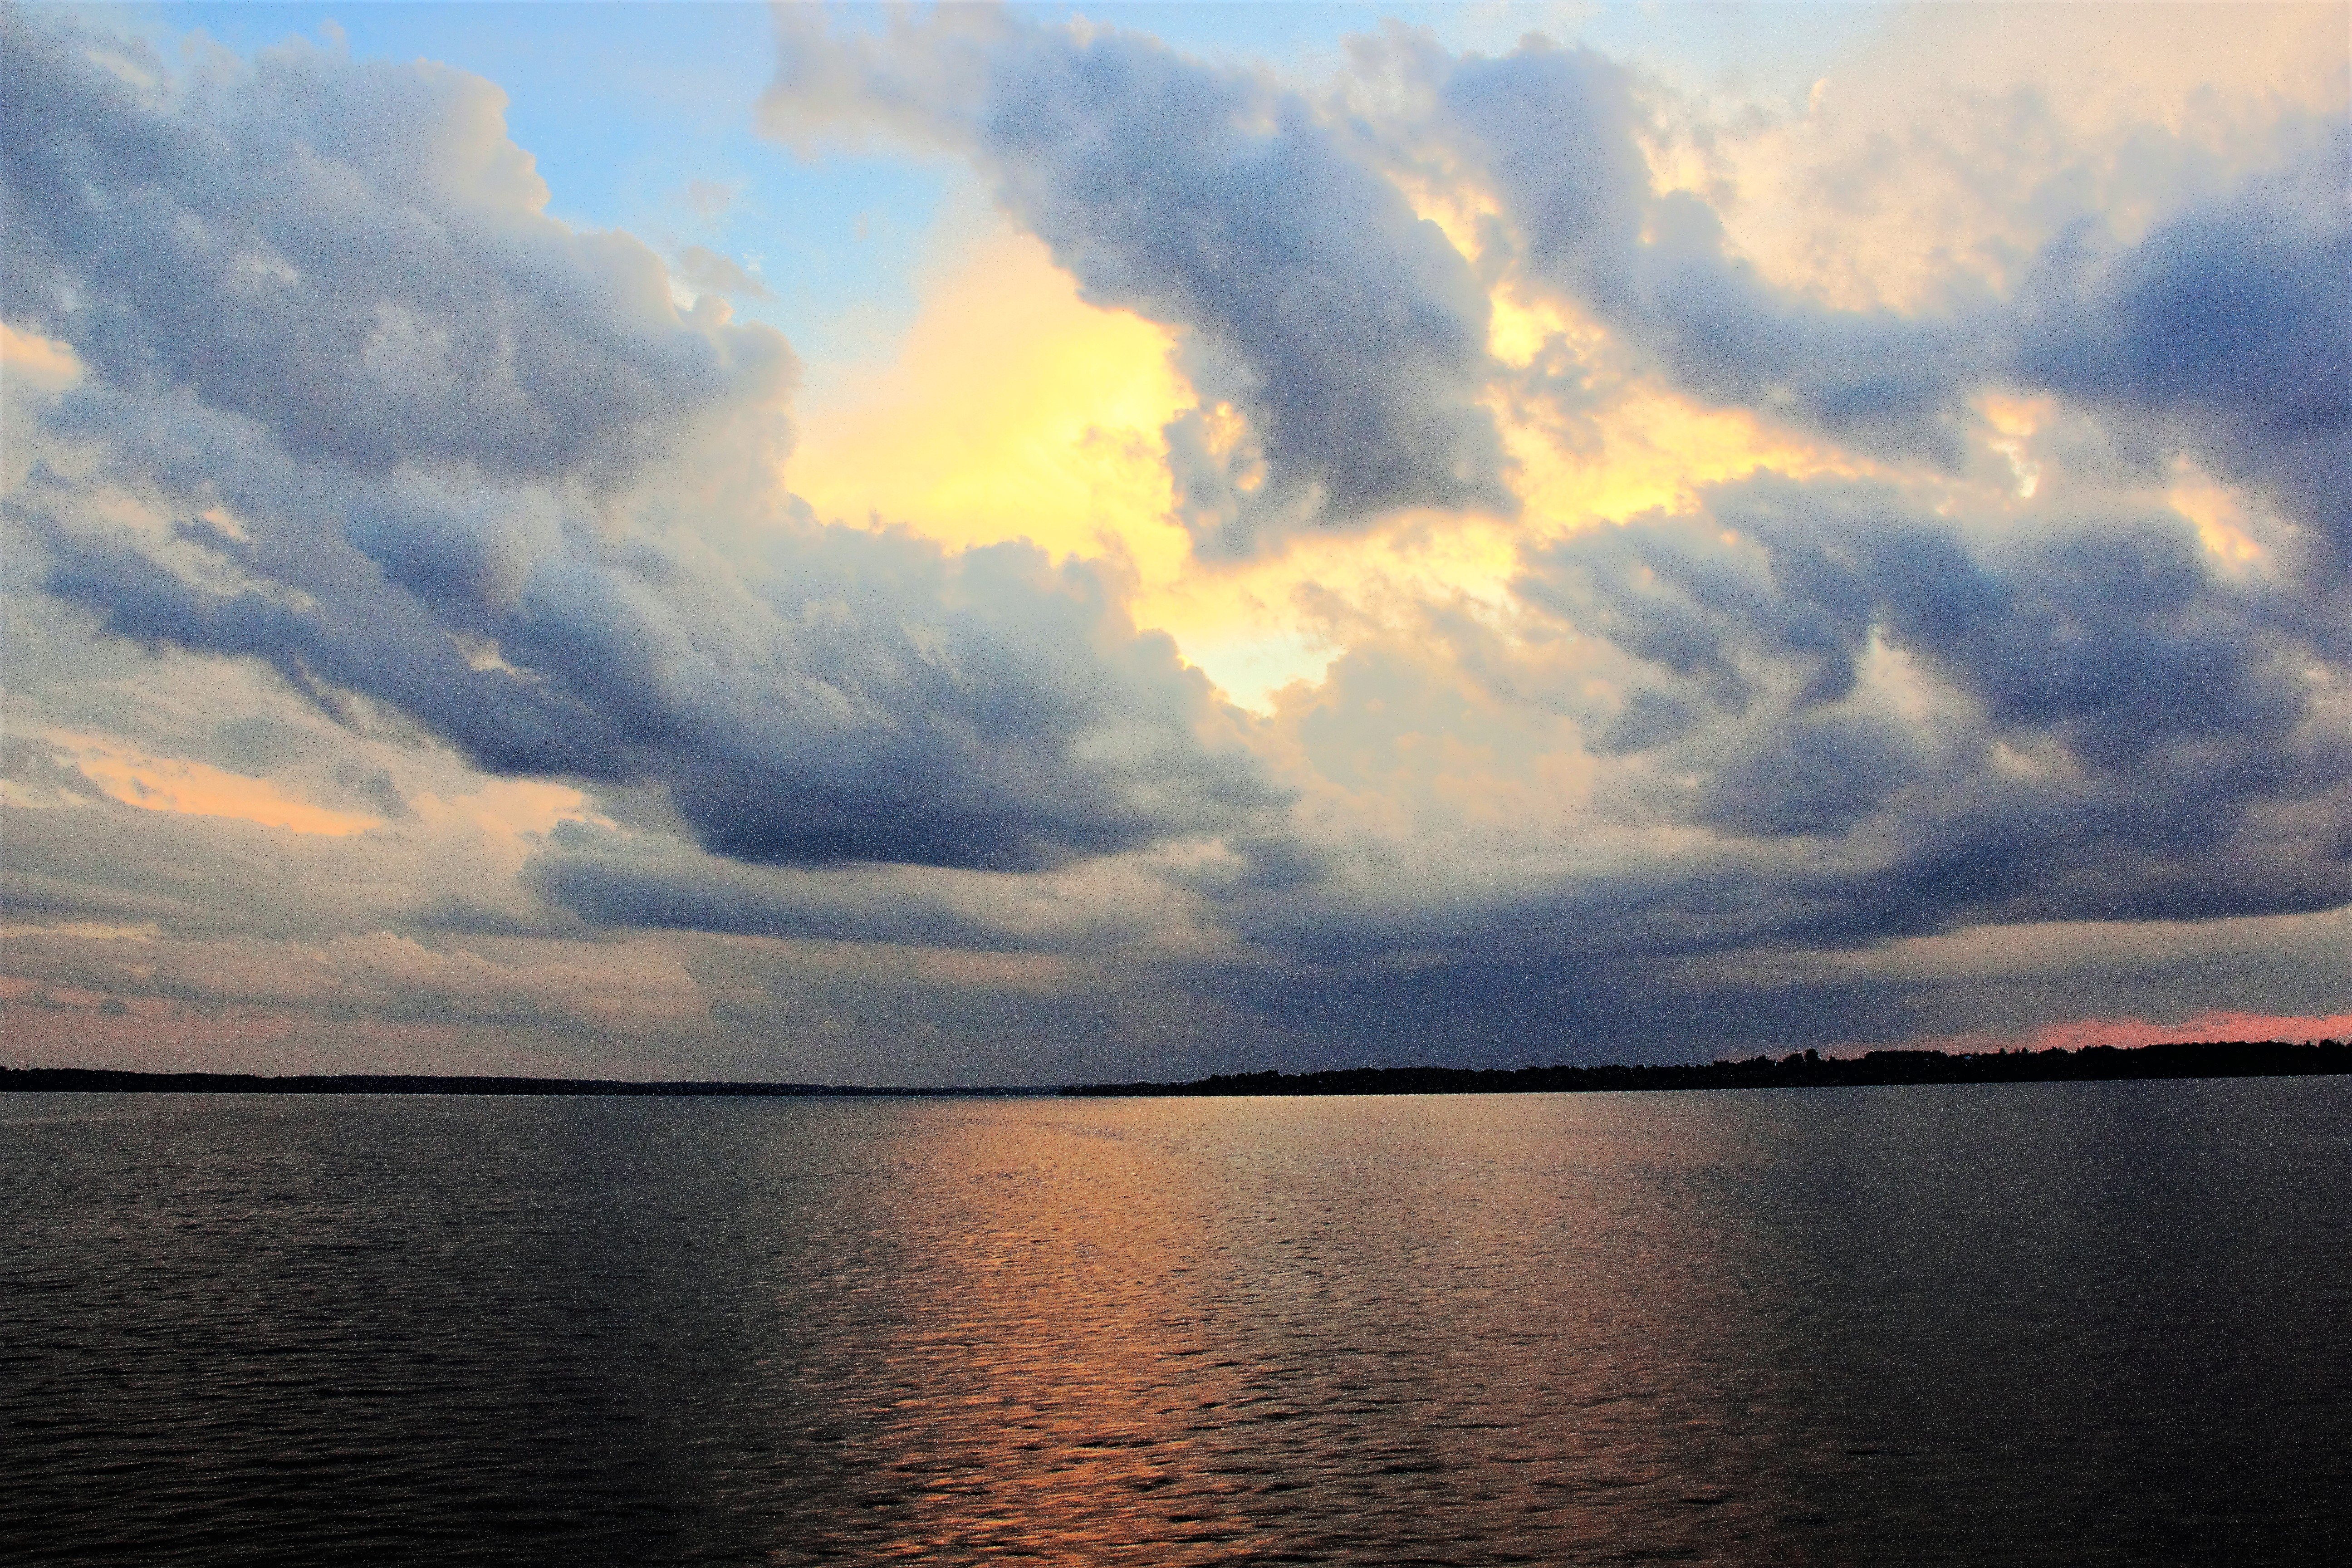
[1515,473,2348,924]
[764,10,1515,557]
[5,14,1284,874]
[0,794,387,942]
[525,821,1155,953]
[674,244,769,300]
[332,760,409,819]
[2014,127,2351,577]
[1432,34,2351,508]
[1433,37,1991,463]
[1168,904,2351,1068]
[16,401,1281,870]
[1144,462,2346,1062]
[1,16,790,483]
[0,734,108,805]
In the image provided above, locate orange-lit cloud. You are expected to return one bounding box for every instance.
[28,734,382,837]
[0,319,79,382]
[408,779,607,846]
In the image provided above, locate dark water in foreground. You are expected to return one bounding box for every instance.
[5,1082,2347,1565]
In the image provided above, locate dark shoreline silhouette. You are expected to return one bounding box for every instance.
[4,1039,2343,1099]
[0,1069,1040,1098]
[1062,1039,2350,1097]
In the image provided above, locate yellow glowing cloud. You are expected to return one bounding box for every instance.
[1126,391,1858,706]
[1509,384,1857,532]
[788,225,1193,576]
[38,734,382,836]
[2166,460,2266,567]
[783,219,1862,713]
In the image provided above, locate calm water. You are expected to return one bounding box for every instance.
[4,1080,2347,1565]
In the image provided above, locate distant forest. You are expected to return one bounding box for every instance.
[0,1070,1022,1098]
[2,1039,2343,1099]
[1060,1039,2350,1097]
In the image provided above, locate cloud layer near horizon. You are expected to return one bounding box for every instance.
[4,5,2345,1081]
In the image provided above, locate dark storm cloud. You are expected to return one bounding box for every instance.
[1516,472,2347,916]
[6,16,1282,873]
[1171,946,1918,1065]
[767,18,2342,563]
[1174,897,2349,1068]
[1150,460,2346,1062]
[525,821,1151,953]
[1179,761,2343,1067]
[0,16,789,481]
[765,11,1515,557]
[17,416,1280,870]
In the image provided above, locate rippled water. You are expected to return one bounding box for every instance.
[5,1080,2347,1565]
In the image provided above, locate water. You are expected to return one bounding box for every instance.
[5,1080,2347,1565]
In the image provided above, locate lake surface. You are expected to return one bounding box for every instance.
[5,1080,2347,1565]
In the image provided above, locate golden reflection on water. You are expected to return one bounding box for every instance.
[774,1094,1828,1564]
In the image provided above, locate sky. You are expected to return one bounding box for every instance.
[2,1,2347,1085]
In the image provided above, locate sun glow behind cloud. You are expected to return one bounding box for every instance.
[784,218,1877,712]
[788,225,1191,567]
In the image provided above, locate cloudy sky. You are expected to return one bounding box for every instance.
[3,2,2346,1085]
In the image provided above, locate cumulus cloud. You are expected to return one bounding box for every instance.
[16,393,1280,870]
[1152,456,2347,1060]
[1426,30,2350,502]
[1428,36,1992,462]
[5,14,1282,875]
[674,244,769,300]
[1164,465,2347,1057]
[2014,128,2352,564]
[0,16,789,482]
[1518,474,2347,919]
[764,7,1515,557]
[765,15,2347,564]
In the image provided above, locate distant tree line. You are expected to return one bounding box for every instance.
[5,1040,2343,1098]
[1059,1039,2350,1097]
[0,1069,1028,1098]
